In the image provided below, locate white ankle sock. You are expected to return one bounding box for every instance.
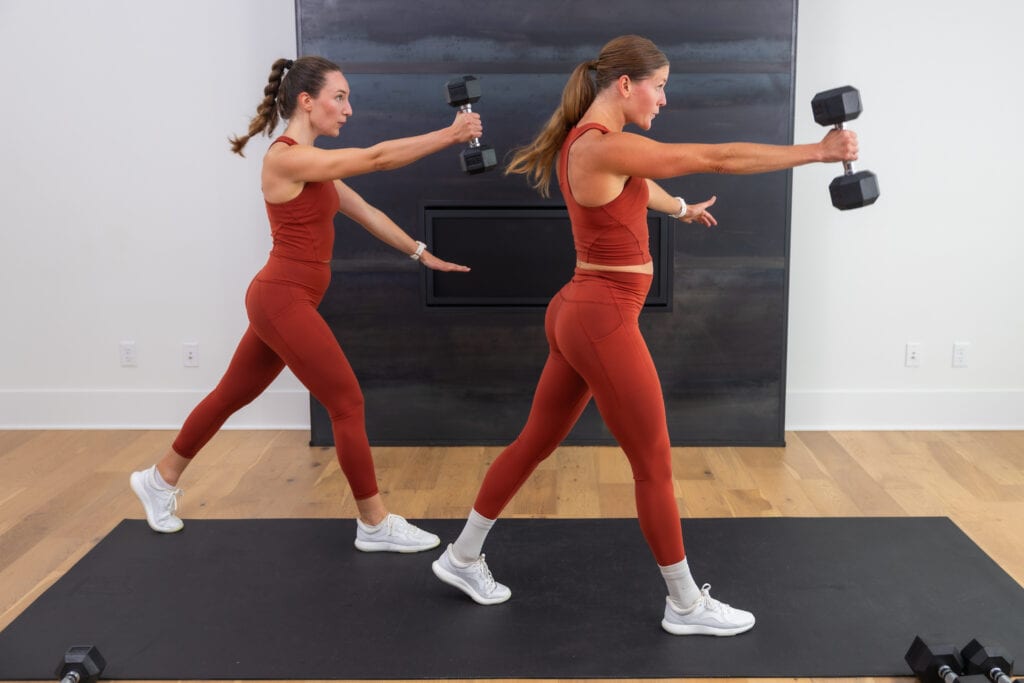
[451,509,495,563]
[660,558,702,611]
[357,516,384,531]
[151,466,173,489]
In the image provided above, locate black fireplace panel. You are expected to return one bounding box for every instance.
[299,0,798,446]
[424,206,671,307]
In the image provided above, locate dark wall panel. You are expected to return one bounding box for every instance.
[298,0,797,446]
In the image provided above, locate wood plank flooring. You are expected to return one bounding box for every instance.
[2,429,1022,683]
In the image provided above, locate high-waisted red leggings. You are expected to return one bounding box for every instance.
[473,269,685,565]
[171,255,379,499]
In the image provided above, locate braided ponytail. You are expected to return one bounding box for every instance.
[229,56,341,156]
[229,58,291,156]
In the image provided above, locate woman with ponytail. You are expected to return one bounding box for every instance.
[433,35,858,635]
[130,56,482,554]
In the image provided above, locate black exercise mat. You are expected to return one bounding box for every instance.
[1,517,1022,679]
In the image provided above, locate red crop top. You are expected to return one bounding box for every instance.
[263,136,340,263]
[557,123,651,266]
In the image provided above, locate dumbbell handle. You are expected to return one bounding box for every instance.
[458,103,481,149]
[981,666,1013,683]
[60,672,82,683]
[936,664,961,683]
[832,122,856,175]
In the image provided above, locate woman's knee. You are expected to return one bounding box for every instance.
[515,430,563,461]
[323,387,365,422]
[627,445,673,484]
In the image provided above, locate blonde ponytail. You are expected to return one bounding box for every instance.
[505,35,669,197]
[505,62,596,197]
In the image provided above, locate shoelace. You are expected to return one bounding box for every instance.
[472,554,498,592]
[389,514,433,539]
[385,514,414,536]
[696,583,725,612]
[163,488,183,514]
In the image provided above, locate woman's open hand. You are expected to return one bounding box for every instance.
[421,250,471,272]
[680,195,718,227]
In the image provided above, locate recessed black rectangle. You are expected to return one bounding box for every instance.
[423,204,672,308]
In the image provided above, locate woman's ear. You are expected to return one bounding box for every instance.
[617,74,632,98]
[298,91,314,112]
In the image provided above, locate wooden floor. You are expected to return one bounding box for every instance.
[2,429,1023,683]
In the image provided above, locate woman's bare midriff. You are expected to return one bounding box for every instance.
[576,259,653,275]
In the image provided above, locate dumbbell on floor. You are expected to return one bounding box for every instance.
[907,635,965,683]
[445,75,497,175]
[962,639,1018,683]
[55,646,106,683]
[811,85,880,210]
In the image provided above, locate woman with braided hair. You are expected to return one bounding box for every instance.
[130,56,482,552]
[431,35,858,634]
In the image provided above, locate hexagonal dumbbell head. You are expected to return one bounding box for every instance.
[461,146,498,175]
[829,169,880,210]
[446,75,481,108]
[907,636,964,683]
[962,639,1015,683]
[55,646,106,683]
[812,85,863,127]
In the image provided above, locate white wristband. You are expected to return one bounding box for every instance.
[409,241,426,260]
[669,196,687,219]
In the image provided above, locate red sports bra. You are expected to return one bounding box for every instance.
[263,136,340,263]
[557,123,651,266]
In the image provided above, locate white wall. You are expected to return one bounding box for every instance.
[0,0,1020,430]
[0,0,305,428]
[789,1,1024,428]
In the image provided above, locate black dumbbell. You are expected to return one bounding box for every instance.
[907,635,965,683]
[445,75,497,175]
[55,646,106,683]
[811,85,880,210]
[962,639,1017,683]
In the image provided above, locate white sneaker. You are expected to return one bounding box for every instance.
[354,513,440,553]
[661,584,755,636]
[129,466,184,533]
[431,544,511,605]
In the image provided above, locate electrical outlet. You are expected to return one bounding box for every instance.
[905,342,921,368]
[952,341,970,368]
[119,341,138,367]
[182,342,199,367]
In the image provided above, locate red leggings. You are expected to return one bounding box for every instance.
[171,255,379,499]
[473,269,685,565]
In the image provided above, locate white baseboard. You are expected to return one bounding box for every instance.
[0,389,311,429]
[785,389,1024,430]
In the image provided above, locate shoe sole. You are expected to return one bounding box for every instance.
[431,560,511,605]
[354,537,440,553]
[129,472,183,534]
[660,618,755,636]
